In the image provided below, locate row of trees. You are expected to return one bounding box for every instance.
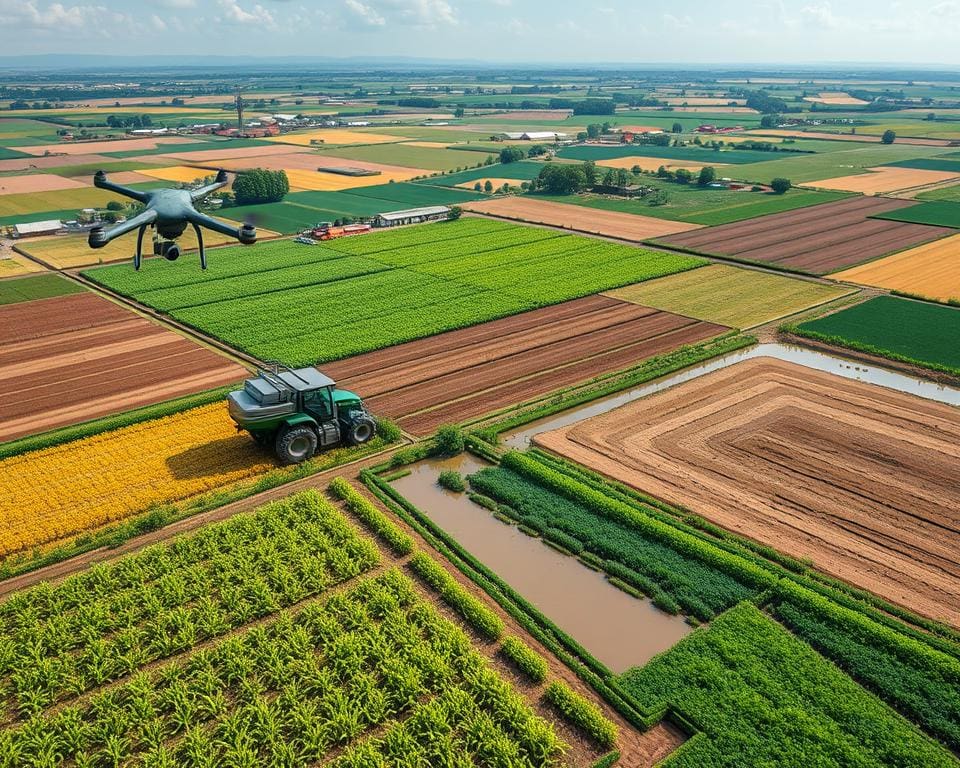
[233,169,290,205]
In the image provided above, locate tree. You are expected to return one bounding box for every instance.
[454,107,465,118]
[527,144,547,157]
[535,164,588,195]
[484,180,494,193]
[697,166,716,186]
[881,129,896,144]
[586,123,601,139]
[448,206,462,220]
[499,146,524,164]
[576,131,588,142]
[771,177,792,194]
[631,165,642,175]
[651,133,672,146]
[601,168,616,186]
[233,169,290,205]
[760,114,780,128]
[105,201,125,211]
[672,122,683,134]
[582,160,598,187]
[674,168,693,184]
[572,98,616,116]
[614,168,629,187]
[473,182,482,191]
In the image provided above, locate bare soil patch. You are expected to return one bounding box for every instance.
[806,167,960,194]
[0,292,247,441]
[0,174,88,195]
[536,357,960,628]
[17,136,195,156]
[658,195,952,273]
[744,129,953,147]
[0,153,114,172]
[324,295,726,436]
[461,196,702,240]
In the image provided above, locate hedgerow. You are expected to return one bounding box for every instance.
[545,680,619,749]
[501,635,549,683]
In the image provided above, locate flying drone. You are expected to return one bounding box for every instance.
[87,169,256,270]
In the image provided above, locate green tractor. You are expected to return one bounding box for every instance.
[228,365,376,464]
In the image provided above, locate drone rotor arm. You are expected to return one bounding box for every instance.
[186,209,256,245]
[189,170,230,202]
[88,208,158,249]
[93,170,150,204]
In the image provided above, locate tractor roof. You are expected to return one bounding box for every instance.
[275,367,335,391]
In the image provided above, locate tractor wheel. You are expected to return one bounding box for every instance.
[275,425,318,465]
[346,415,377,446]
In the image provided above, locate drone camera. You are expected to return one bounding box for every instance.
[160,241,181,262]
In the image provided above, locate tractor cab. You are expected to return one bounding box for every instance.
[228,365,376,464]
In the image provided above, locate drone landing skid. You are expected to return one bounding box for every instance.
[131,225,207,271]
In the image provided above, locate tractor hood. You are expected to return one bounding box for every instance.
[333,388,363,407]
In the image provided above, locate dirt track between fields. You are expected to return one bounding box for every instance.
[324,295,726,435]
[0,292,247,441]
[461,196,703,241]
[658,195,953,273]
[536,357,960,628]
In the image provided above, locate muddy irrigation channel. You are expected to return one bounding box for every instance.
[501,341,960,451]
[389,453,693,673]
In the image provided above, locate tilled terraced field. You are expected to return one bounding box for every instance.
[535,357,960,628]
[656,196,952,273]
[0,292,247,441]
[324,294,727,435]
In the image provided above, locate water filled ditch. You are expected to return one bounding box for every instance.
[501,342,960,450]
[390,452,693,673]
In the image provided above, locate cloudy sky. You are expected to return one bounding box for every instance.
[2,0,960,65]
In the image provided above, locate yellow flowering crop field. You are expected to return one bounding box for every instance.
[0,403,273,558]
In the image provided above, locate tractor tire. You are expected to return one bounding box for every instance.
[346,415,377,446]
[275,425,318,465]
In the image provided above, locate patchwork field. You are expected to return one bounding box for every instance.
[268,129,406,146]
[0,290,247,441]
[805,166,960,193]
[606,264,855,328]
[0,253,44,278]
[558,145,779,164]
[656,196,952,273]
[0,173,88,194]
[324,294,726,435]
[15,136,195,155]
[869,200,960,227]
[84,219,704,366]
[795,295,960,374]
[595,156,725,172]
[746,129,953,147]
[139,165,222,184]
[280,166,428,192]
[461,196,703,240]
[0,272,82,305]
[0,152,114,172]
[536,357,960,627]
[834,234,960,301]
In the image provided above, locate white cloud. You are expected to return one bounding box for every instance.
[931,0,960,16]
[150,13,167,29]
[156,0,195,8]
[505,16,528,34]
[218,0,274,25]
[798,2,839,29]
[662,12,691,30]
[0,0,93,29]
[345,0,385,25]
[345,0,455,28]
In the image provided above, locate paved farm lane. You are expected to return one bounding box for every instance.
[323,295,728,436]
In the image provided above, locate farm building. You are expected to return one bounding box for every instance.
[500,131,568,141]
[12,220,64,238]
[374,206,451,227]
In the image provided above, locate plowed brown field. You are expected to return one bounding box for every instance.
[461,197,702,240]
[536,357,960,627]
[658,195,952,273]
[323,295,726,436]
[0,292,248,442]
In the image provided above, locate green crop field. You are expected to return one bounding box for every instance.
[794,296,960,375]
[0,488,574,766]
[620,602,956,767]
[607,264,855,328]
[0,147,29,160]
[0,187,132,217]
[420,161,547,187]
[536,184,850,226]
[918,182,960,202]
[341,182,485,206]
[0,273,85,306]
[318,143,476,171]
[557,145,793,164]
[870,200,960,227]
[83,218,703,365]
[882,157,960,173]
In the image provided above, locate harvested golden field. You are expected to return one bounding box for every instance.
[281,166,427,191]
[606,264,855,328]
[806,166,960,193]
[0,153,113,172]
[596,156,728,172]
[139,165,222,184]
[834,233,960,301]
[0,403,273,558]
[500,109,573,120]
[16,136,195,156]
[804,91,870,105]
[461,196,703,240]
[267,129,406,146]
[664,97,747,106]
[745,129,952,147]
[0,174,87,195]
[0,254,44,278]
[536,357,960,628]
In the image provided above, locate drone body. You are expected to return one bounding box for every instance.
[87,169,256,270]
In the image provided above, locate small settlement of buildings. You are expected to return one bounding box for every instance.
[498,131,568,141]
[12,220,64,238]
[374,206,451,228]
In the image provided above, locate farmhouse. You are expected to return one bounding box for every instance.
[374,206,451,227]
